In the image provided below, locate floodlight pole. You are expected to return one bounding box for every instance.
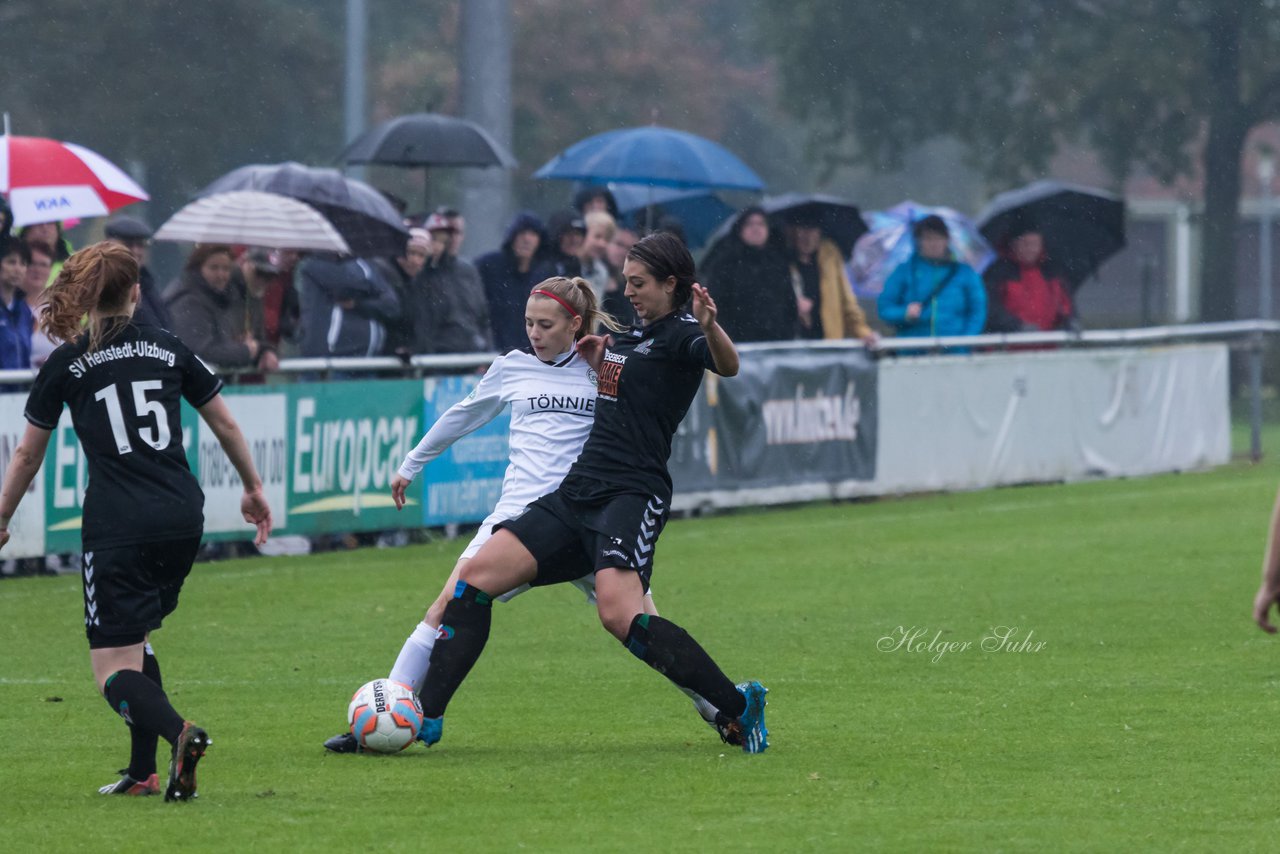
[343,0,368,180]
[459,0,513,256]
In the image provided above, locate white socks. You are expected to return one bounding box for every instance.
[681,687,720,724]
[388,621,438,695]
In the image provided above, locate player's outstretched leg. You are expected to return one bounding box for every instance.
[416,580,496,741]
[621,614,769,753]
[110,644,169,788]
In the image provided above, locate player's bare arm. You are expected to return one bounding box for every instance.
[692,283,739,377]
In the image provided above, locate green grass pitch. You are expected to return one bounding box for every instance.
[6,440,1280,850]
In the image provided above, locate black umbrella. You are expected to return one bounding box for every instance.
[339,113,516,168]
[976,180,1126,288]
[196,162,408,257]
[762,193,869,258]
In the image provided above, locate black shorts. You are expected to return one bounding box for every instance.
[498,489,669,592]
[82,536,202,649]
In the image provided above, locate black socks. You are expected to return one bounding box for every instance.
[420,582,493,719]
[123,647,164,778]
[624,614,746,719]
[104,667,185,749]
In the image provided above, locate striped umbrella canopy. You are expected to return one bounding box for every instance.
[0,131,148,227]
[154,190,351,253]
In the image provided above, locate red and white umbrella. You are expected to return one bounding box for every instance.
[0,130,148,227]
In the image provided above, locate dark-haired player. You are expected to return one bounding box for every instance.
[0,242,273,800]
[417,232,769,753]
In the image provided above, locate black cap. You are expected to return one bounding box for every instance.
[103,215,153,241]
[245,247,280,274]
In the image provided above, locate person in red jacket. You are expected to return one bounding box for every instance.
[983,223,1078,333]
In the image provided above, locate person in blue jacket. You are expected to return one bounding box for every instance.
[878,215,986,340]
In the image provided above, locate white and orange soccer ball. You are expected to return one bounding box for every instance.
[347,679,423,753]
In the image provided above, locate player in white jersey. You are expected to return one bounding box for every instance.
[324,276,719,753]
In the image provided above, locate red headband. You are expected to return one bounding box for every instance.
[531,289,580,318]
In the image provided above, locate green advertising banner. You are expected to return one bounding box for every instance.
[26,379,426,551]
[280,379,422,537]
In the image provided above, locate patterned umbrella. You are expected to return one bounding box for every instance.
[0,128,147,227]
[848,202,993,298]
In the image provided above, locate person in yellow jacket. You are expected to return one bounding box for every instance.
[788,223,878,344]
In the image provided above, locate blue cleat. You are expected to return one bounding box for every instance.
[735,681,769,754]
[417,716,443,747]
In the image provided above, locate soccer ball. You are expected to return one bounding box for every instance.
[347,679,423,753]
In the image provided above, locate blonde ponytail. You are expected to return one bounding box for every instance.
[529,276,627,337]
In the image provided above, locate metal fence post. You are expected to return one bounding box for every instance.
[1250,331,1264,463]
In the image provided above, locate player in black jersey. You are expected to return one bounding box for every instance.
[417,232,769,753]
[0,242,273,800]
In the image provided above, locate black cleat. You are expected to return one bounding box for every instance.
[323,732,362,754]
[713,712,745,748]
[165,722,210,802]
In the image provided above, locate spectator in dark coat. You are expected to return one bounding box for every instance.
[104,215,169,330]
[475,212,547,351]
[297,252,401,358]
[378,227,431,352]
[702,207,799,342]
[166,244,273,369]
[573,185,620,220]
[395,214,492,355]
[534,209,585,280]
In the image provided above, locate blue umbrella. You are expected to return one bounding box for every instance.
[607,183,736,248]
[533,126,764,191]
[848,201,993,298]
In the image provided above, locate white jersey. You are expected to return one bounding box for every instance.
[399,347,598,557]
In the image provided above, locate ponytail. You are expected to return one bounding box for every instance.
[38,242,137,352]
[529,276,627,337]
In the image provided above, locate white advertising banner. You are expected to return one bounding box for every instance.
[872,344,1230,494]
[0,392,45,557]
[197,393,289,533]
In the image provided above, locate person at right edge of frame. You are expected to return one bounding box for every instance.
[414,231,770,754]
[0,242,273,801]
[1252,485,1280,633]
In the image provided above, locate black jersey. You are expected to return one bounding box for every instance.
[24,320,223,550]
[561,311,719,503]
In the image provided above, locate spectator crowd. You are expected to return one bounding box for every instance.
[0,186,1082,380]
